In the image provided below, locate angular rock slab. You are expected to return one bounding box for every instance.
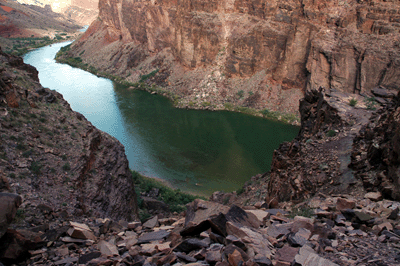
[143,215,158,229]
[98,240,119,256]
[67,221,96,241]
[0,193,22,238]
[226,222,272,258]
[137,230,170,244]
[294,245,339,266]
[181,199,229,237]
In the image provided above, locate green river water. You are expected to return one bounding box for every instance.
[23,42,299,196]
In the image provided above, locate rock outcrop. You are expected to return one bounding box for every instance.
[351,91,400,200]
[0,193,22,238]
[266,88,369,202]
[0,47,139,222]
[62,0,400,114]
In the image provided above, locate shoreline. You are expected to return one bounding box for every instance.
[132,170,214,198]
[54,45,301,126]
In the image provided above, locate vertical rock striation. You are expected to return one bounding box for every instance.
[65,0,400,113]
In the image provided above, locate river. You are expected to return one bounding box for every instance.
[23,42,299,196]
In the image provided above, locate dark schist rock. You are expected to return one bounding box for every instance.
[0,193,22,238]
[351,92,400,200]
[0,49,139,222]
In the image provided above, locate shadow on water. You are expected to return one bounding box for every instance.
[113,84,299,195]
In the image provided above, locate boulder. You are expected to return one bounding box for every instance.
[245,210,271,225]
[0,229,44,262]
[0,193,22,238]
[226,205,261,229]
[294,245,339,266]
[181,199,229,237]
[142,197,169,214]
[98,240,119,256]
[226,222,272,258]
[227,249,244,266]
[365,192,383,202]
[143,215,159,229]
[67,221,96,241]
[137,230,170,244]
[336,198,356,211]
[275,246,299,264]
[222,244,249,261]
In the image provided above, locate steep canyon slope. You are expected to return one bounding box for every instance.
[13,0,98,26]
[0,47,139,221]
[0,0,80,38]
[65,0,400,115]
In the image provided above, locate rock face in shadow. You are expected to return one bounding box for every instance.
[0,193,22,238]
[63,0,400,113]
[351,92,400,200]
[0,48,139,221]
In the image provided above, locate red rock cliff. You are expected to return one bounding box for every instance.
[69,0,400,114]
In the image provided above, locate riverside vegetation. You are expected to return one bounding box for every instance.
[1,34,74,56]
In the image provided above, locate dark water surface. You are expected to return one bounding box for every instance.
[23,42,299,196]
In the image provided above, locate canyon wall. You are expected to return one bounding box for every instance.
[13,0,98,26]
[67,0,400,114]
[0,47,139,221]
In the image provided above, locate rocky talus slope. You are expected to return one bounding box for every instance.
[2,196,400,265]
[61,0,399,115]
[0,46,139,263]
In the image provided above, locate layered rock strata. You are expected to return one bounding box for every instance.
[63,0,400,114]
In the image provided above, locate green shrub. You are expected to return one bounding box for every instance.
[139,69,159,82]
[349,98,357,107]
[16,143,26,151]
[201,101,211,107]
[224,102,234,110]
[236,187,245,195]
[365,97,377,110]
[30,161,42,175]
[288,206,314,218]
[62,163,71,171]
[326,130,337,137]
[22,149,34,158]
[237,90,244,98]
[131,170,204,213]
